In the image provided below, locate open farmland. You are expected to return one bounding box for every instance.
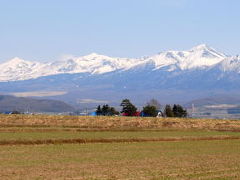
[0,115,240,179]
[1,114,240,130]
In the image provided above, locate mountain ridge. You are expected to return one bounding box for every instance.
[0,44,240,106]
[0,44,237,82]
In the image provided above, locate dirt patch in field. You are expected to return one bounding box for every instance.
[0,136,239,146]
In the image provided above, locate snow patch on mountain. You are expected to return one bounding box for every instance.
[216,56,240,73]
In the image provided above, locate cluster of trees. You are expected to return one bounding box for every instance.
[164,104,187,118]
[142,99,161,117]
[120,99,137,116]
[95,98,187,118]
[96,104,119,116]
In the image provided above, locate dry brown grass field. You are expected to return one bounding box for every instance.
[0,114,240,179]
[1,114,240,130]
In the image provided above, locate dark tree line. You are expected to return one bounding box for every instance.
[95,99,187,118]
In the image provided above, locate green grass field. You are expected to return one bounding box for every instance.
[0,115,240,179]
[0,129,240,141]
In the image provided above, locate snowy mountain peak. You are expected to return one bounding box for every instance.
[83,53,111,60]
[147,44,227,71]
[190,44,226,58]
[190,44,210,51]
[86,52,102,56]
[8,57,28,64]
[1,57,39,68]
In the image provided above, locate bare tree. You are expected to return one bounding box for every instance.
[147,99,161,111]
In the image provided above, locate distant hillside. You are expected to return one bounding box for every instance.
[0,95,75,113]
[185,95,240,108]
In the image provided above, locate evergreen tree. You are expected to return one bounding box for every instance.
[164,104,174,117]
[96,105,102,115]
[142,105,158,117]
[120,99,137,116]
[95,104,119,116]
[109,107,119,116]
[102,104,109,115]
[172,104,187,118]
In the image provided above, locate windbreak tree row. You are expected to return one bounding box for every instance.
[95,99,187,117]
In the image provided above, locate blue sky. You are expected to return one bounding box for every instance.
[0,0,240,62]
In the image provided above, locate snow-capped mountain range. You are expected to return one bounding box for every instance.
[0,44,240,106]
[0,44,239,82]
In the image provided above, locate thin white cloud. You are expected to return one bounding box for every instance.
[10,91,67,97]
[77,99,109,104]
